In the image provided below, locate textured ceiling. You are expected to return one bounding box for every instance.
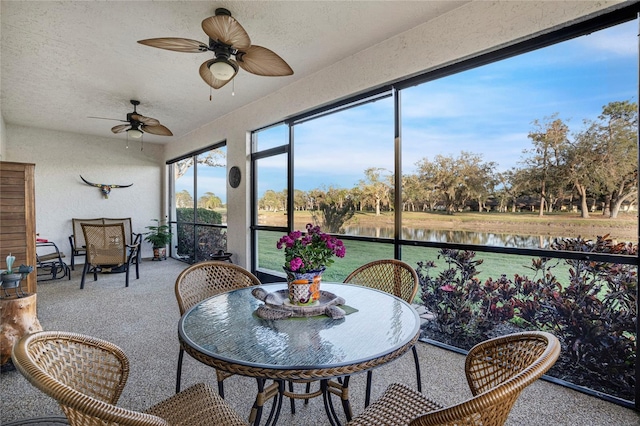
[1,1,468,144]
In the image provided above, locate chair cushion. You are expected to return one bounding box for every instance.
[348,383,443,425]
[144,383,248,426]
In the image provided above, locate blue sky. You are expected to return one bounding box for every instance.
[401,19,637,174]
[194,19,638,202]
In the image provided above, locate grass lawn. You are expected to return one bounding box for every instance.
[257,229,574,296]
[255,209,635,292]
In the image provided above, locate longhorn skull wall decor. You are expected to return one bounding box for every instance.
[80,175,133,199]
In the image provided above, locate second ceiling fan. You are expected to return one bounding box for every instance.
[90,100,173,138]
[138,8,294,90]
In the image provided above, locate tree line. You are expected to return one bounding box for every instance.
[176,190,222,210]
[173,150,225,211]
[258,100,638,220]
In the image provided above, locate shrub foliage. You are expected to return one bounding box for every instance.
[175,208,226,262]
[417,235,636,401]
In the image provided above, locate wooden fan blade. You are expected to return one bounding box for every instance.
[131,114,160,126]
[142,124,173,136]
[201,15,250,49]
[199,59,238,89]
[111,124,129,134]
[237,45,293,76]
[137,38,208,53]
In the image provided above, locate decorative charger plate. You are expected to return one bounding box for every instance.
[252,288,346,319]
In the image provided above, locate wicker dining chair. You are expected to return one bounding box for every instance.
[174,261,261,395]
[80,223,139,289]
[347,331,561,426]
[11,330,248,426]
[343,259,422,406]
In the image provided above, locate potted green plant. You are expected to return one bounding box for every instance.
[144,219,173,261]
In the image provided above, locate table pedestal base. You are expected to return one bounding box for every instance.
[248,377,352,426]
[320,377,352,426]
[248,379,281,426]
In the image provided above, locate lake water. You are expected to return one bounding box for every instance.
[343,226,556,249]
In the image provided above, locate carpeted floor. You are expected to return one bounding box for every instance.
[1,258,639,425]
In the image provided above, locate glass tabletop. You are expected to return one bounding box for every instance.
[179,282,420,372]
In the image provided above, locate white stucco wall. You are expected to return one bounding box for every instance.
[163,1,625,267]
[4,124,165,261]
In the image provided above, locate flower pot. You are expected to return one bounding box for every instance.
[284,267,325,305]
[152,247,167,261]
[1,273,23,289]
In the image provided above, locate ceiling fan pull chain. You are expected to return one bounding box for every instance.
[232,78,235,96]
[126,133,129,149]
[210,85,213,101]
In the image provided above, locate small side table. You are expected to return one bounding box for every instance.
[210,251,233,263]
[1,293,43,366]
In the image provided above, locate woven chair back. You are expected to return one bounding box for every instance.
[409,331,561,426]
[72,218,104,249]
[343,259,419,303]
[175,261,261,315]
[11,331,169,426]
[72,218,134,248]
[465,331,554,396]
[103,218,135,245]
[82,223,127,267]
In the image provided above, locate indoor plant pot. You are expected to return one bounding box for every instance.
[1,262,34,298]
[283,266,326,305]
[144,219,173,261]
[0,273,23,290]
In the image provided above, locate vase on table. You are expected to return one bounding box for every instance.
[284,266,325,305]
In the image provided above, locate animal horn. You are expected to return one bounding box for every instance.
[80,175,101,187]
[80,175,133,188]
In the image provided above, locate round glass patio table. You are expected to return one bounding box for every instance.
[178,282,420,426]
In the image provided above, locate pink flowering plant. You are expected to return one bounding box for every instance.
[277,223,346,273]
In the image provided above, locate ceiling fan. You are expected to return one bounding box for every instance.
[89,100,173,138]
[137,8,293,90]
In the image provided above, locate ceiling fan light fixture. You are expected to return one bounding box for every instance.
[127,128,143,139]
[209,59,237,81]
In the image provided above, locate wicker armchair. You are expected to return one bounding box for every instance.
[80,223,140,289]
[174,261,261,395]
[11,331,248,426]
[344,259,422,406]
[70,218,140,271]
[347,331,561,426]
[344,259,419,302]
